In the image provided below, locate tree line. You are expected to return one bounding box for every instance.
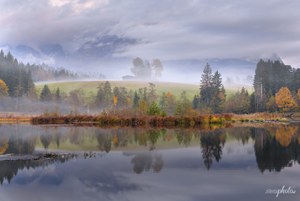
[2,50,299,115]
[253,59,300,112]
[0,50,34,97]
[36,60,300,115]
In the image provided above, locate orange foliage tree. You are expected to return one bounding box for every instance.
[0,79,9,96]
[275,87,297,112]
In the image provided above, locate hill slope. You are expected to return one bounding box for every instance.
[36,80,200,99]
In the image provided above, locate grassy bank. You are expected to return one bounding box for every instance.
[31,114,233,128]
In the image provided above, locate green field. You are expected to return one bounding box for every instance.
[36,80,200,99]
[36,80,241,99]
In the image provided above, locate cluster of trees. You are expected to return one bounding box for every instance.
[0,50,105,99]
[0,50,34,97]
[94,81,191,116]
[30,64,79,82]
[253,59,300,112]
[219,60,300,114]
[130,57,163,80]
[38,81,193,116]
[36,61,299,115]
[192,63,225,113]
[30,63,105,82]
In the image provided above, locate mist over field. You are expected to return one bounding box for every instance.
[1,0,300,86]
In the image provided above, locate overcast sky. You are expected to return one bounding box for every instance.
[1,0,300,66]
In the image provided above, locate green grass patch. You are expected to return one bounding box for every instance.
[36,80,240,100]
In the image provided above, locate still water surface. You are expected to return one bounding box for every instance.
[0,124,300,201]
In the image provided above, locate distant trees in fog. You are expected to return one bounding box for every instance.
[129,57,163,80]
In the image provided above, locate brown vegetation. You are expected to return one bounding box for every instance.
[31,113,234,128]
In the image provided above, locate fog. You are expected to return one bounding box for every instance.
[0,96,98,115]
[1,0,300,84]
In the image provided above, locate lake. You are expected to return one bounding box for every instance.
[0,124,299,201]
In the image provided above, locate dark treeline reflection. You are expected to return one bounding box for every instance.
[0,154,76,185]
[0,124,300,177]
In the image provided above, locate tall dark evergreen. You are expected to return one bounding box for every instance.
[199,63,225,113]
[96,81,113,108]
[200,63,213,107]
[211,71,225,113]
[133,91,140,108]
[55,88,61,102]
[40,85,52,101]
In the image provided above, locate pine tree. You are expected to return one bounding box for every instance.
[200,63,213,107]
[133,91,140,108]
[55,88,61,102]
[40,85,52,101]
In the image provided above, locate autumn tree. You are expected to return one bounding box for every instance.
[147,102,161,116]
[160,92,176,115]
[275,87,297,112]
[0,79,9,96]
[225,87,250,113]
[175,91,192,116]
[297,88,300,107]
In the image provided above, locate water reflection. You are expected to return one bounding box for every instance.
[200,130,224,170]
[0,124,300,178]
[130,151,164,174]
[0,154,76,185]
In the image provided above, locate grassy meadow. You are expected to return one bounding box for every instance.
[35,80,239,100]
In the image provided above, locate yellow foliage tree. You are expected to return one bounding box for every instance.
[113,95,118,106]
[0,137,9,155]
[0,79,9,96]
[275,87,297,112]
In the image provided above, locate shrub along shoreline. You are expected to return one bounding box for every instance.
[31,114,233,128]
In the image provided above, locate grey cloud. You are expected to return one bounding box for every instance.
[1,0,300,66]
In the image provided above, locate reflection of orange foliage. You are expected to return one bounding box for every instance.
[275,125,296,147]
[0,137,9,155]
[113,133,118,146]
[164,133,173,141]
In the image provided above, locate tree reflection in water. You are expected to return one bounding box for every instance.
[254,125,300,172]
[131,152,164,174]
[0,154,76,185]
[0,124,300,183]
[200,130,224,170]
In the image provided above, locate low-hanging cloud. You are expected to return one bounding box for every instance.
[1,0,300,66]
